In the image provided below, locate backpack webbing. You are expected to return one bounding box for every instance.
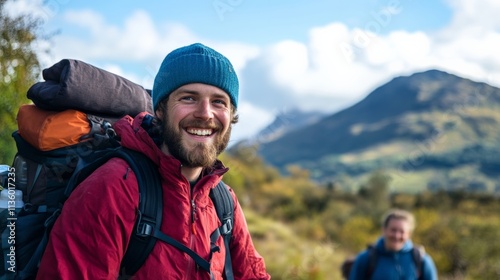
[366,244,424,279]
[210,181,235,279]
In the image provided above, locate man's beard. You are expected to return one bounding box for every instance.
[161,117,231,168]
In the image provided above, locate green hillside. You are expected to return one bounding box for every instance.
[257,70,500,193]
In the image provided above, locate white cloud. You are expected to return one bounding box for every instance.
[445,0,500,31]
[432,0,500,86]
[230,101,275,144]
[240,24,434,113]
[41,8,261,91]
[4,0,53,20]
[53,9,198,63]
[207,42,261,74]
[239,0,500,117]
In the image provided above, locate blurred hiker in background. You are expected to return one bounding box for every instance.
[347,209,438,280]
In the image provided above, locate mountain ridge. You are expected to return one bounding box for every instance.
[247,69,500,193]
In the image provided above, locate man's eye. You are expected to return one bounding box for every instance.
[213,99,227,106]
[181,96,195,101]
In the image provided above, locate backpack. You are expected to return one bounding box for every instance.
[340,244,425,279]
[1,60,235,280]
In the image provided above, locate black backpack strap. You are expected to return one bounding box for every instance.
[116,150,229,278]
[132,181,235,279]
[366,244,377,279]
[412,245,425,279]
[114,149,163,277]
[365,243,425,280]
[64,147,162,277]
[209,181,235,280]
[150,230,212,273]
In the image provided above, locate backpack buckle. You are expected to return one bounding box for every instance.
[135,210,154,237]
[137,222,153,237]
[44,209,61,228]
[220,218,232,235]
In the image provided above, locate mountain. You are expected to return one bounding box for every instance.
[253,69,500,193]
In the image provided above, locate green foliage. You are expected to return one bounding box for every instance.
[356,171,391,220]
[339,216,378,251]
[458,221,500,279]
[0,0,44,164]
[246,210,345,280]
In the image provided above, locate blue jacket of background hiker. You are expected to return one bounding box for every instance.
[349,237,438,280]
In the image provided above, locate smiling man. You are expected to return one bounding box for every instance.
[155,83,234,176]
[37,43,270,280]
[348,209,438,280]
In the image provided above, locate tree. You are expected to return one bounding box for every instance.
[0,0,45,164]
[357,170,391,220]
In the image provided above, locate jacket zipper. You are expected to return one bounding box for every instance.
[191,199,197,235]
[186,197,197,279]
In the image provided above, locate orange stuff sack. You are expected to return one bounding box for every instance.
[17,104,91,151]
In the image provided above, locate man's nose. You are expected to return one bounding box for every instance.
[193,99,214,120]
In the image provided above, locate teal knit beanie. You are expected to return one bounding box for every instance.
[152,43,239,111]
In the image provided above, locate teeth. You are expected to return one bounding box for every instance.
[187,128,213,136]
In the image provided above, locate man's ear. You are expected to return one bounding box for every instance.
[155,97,168,119]
[155,101,166,119]
[155,108,163,119]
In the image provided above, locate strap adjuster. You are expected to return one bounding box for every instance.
[135,210,154,237]
[220,218,232,235]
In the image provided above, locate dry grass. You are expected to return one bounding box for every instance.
[245,209,349,280]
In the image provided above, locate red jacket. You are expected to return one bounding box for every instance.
[36,113,270,280]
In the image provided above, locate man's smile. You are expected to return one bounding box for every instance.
[186,128,215,137]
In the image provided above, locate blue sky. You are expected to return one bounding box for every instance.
[6,0,500,144]
[41,1,453,43]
